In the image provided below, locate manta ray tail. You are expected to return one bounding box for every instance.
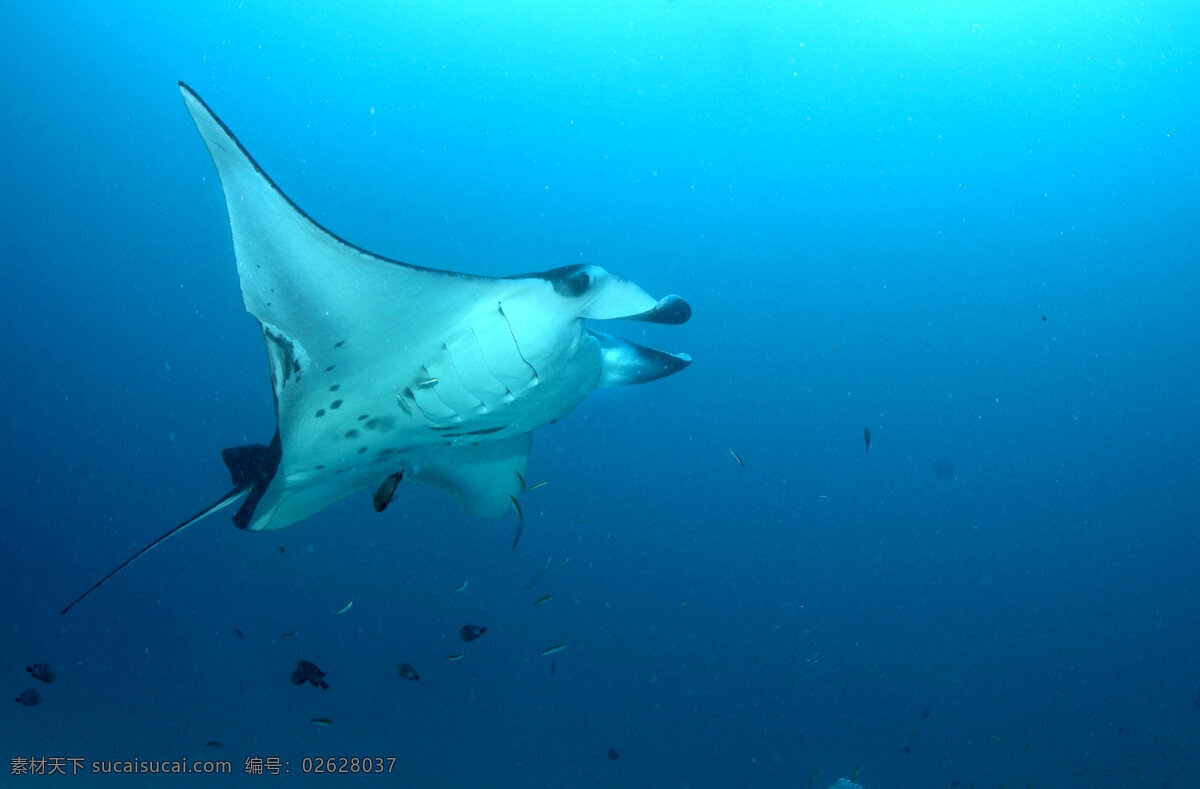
[60,434,280,614]
[59,486,249,615]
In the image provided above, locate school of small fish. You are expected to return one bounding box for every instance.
[19,477,638,751]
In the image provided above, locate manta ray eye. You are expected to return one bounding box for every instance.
[564,268,593,296]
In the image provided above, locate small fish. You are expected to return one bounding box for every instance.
[851,766,862,781]
[310,717,334,727]
[452,580,469,593]
[278,546,286,554]
[864,427,871,452]
[233,627,244,640]
[416,377,438,388]
[512,519,524,550]
[533,595,553,606]
[290,660,329,690]
[728,448,745,467]
[515,471,526,492]
[444,654,464,662]
[538,644,567,657]
[529,479,548,491]
[509,494,523,520]
[806,770,821,787]
[460,624,487,642]
[524,556,554,588]
[282,631,297,639]
[14,689,41,706]
[607,747,619,760]
[26,664,56,683]
[395,663,420,681]
[559,556,571,566]
[922,706,930,719]
[334,600,354,615]
[205,741,223,748]
[373,471,403,512]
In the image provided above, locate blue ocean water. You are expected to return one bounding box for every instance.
[2,1,1198,786]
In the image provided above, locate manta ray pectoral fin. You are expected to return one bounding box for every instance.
[178,82,493,384]
[590,330,693,388]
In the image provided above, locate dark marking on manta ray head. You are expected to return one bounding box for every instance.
[329,384,340,392]
[330,399,344,409]
[315,409,326,418]
[345,429,359,439]
[520,264,594,297]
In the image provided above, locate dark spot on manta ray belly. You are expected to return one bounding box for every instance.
[334,340,346,348]
[357,414,369,421]
[345,430,359,439]
[330,399,344,409]
[315,409,326,418]
[364,416,396,432]
[358,446,368,454]
[329,384,340,392]
[324,366,335,372]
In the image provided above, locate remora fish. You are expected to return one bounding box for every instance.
[373,472,403,512]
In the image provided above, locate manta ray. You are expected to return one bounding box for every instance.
[61,83,690,614]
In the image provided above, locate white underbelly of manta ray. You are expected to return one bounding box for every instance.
[61,83,692,614]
